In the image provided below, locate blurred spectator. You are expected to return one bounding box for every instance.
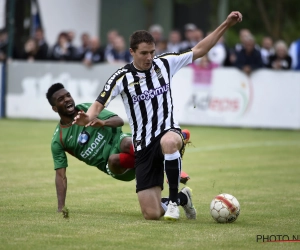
[193,28,204,42]
[156,39,168,55]
[50,32,77,61]
[235,28,252,52]
[149,24,164,44]
[83,36,105,66]
[234,34,263,75]
[180,23,201,52]
[19,38,38,61]
[167,30,182,53]
[260,36,274,67]
[231,29,252,65]
[0,29,8,61]
[34,27,49,60]
[76,32,90,60]
[67,31,75,45]
[67,30,78,60]
[104,29,119,60]
[288,38,300,70]
[267,40,292,70]
[190,54,219,87]
[206,32,227,66]
[106,36,131,63]
[222,41,234,67]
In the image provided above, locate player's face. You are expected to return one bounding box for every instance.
[130,42,155,71]
[52,88,75,116]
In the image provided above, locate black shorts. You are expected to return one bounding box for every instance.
[135,128,184,193]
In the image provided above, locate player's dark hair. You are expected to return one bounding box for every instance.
[130,30,155,51]
[46,83,64,106]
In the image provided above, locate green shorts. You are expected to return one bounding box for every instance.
[105,163,135,182]
[110,132,132,155]
[97,131,135,182]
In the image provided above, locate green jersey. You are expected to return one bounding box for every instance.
[51,103,123,173]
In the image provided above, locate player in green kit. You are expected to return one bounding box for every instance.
[47,83,191,214]
[47,83,136,212]
[51,102,135,179]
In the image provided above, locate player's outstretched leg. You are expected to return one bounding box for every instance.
[182,129,190,144]
[180,129,191,158]
[180,170,190,185]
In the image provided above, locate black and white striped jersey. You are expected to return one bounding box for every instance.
[96,50,193,151]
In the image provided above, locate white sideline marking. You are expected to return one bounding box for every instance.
[186,141,300,153]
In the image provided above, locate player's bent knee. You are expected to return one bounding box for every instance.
[138,187,163,220]
[108,155,119,166]
[120,137,132,153]
[141,208,161,220]
[161,136,181,153]
[107,154,126,175]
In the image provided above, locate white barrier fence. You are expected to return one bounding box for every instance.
[6,61,300,129]
[172,67,300,129]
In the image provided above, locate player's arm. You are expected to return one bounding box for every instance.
[192,11,242,61]
[103,116,124,127]
[73,67,126,127]
[55,167,67,212]
[51,139,68,212]
[90,115,124,128]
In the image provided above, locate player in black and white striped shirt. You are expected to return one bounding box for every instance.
[97,48,192,152]
[73,11,242,221]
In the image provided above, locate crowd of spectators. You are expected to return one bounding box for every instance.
[0,24,299,73]
[0,28,132,66]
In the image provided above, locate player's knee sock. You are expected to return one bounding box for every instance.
[161,197,169,205]
[119,153,135,169]
[178,192,188,206]
[164,151,181,203]
[161,192,188,206]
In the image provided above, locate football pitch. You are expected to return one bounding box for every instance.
[0,119,300,250]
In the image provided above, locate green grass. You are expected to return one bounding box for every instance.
[1,119,300,250]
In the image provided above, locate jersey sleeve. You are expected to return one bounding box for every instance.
[158,50,193,77]
[76,103,91,112]
[98,108,117,120]
[51,140,68,170]
[96,67,128,107]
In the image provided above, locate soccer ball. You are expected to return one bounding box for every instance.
[210,193,240,223]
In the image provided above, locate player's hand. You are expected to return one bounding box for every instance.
[72,110,91,126]
[226,11,242,27]
[57,206,69,218]
[88,118,106,128]
[62,206,69,218]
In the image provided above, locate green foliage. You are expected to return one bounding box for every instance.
[209,0,300,47]
[223,29,239,48]
[1,119,300,249]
